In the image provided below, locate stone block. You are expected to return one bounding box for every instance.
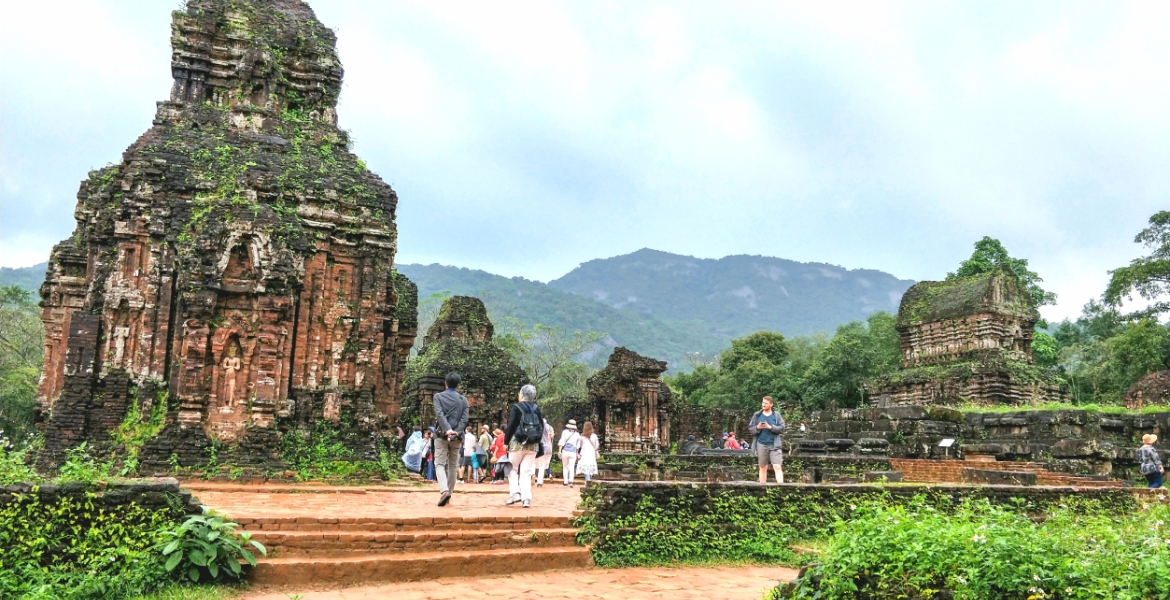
[961,468,1037,486]
[1051,439,1097,458]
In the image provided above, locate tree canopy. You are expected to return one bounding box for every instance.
[1105,211,1170,318]
[948,236,1056,309]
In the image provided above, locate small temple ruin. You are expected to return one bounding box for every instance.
[868,265,1065,406]
[588,347,674,453]
[403,297,528,431]
[35,0,417,471]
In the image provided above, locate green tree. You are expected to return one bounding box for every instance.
[949,236,1056,309]
[0,286,43,441]
[1105,211,1170,318]
[1032,331,1060,368]
[799,312,901,410]
[718,331,790,372]
[1104,319,1170,392]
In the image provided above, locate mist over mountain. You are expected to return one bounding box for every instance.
[549,249,915,340]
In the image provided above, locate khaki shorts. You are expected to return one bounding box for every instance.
[756,442,783,467]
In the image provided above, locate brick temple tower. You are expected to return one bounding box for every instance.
[35,0,418,470]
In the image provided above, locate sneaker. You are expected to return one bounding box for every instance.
[505,493,521,506]
[522,500,531,508]
[537,483,543,487]
[438,491,451,507]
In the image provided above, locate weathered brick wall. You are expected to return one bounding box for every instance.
[598,452,893,483]
[801,406,1170,480]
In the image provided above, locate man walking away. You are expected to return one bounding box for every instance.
[477,425,493,483]
[433,372,469,506]
[748,396,785,483]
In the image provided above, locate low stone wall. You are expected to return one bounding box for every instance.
[799,406,1170,480]
[597,452,894,483]
[576,480,1159,566]
[1,478,201,514]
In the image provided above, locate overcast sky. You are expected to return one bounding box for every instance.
[2,1,1169,322]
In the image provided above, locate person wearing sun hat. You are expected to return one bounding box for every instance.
[1140,433,1164,488]
[557,419,581,487]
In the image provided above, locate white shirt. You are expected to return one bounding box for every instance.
[558,429,581,451]
[463,432,476,456]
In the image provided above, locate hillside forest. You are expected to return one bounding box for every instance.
[5,212,1170,442]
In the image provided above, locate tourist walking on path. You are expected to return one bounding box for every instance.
[558,420,582,487]
[749,396,786,483]
[576,421,600,482]
[433,372,469,506]
[422,429,435,480]
[477,425,493,483]
[505,384,546,508]
[460,426,477,483]
[536,418,555,487]
[490,428,507,483]
[1140,433,1164,488]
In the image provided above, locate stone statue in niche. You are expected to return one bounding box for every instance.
[219,337,242,411]
[112,326,131,368]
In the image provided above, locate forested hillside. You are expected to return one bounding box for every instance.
[396,263,727,368]
[549,248,915,340]
[0,262,46,292]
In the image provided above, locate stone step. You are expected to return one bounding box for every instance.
[249,546,595,586]
[235,514,573,532]
[252,528,580,558]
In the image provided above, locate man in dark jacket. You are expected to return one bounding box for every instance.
[433,372,469,506]
[748,395,786,483]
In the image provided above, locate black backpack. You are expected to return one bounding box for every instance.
[514,403,543,445]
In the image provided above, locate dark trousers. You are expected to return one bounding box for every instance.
[1146,471,1164,488]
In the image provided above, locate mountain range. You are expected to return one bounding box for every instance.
[2,249,915,370]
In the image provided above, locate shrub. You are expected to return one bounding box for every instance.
[55,442,114,484]
[783,500,1170,600]
[157,508,266,582]
[0,434,37,485]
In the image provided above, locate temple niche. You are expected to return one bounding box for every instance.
[403,297,528,431]
[34,0,418,472]
[868,266,1065,406]
[588,347,674,453]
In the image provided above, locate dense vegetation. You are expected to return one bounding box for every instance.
[780,500,1170,600]
[0,441,261,599]
[0,286,42,443]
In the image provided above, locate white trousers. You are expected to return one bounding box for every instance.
[508,449,537,502]
[561,452,577,485]
[536,451,553,485]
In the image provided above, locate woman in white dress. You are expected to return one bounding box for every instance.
[576,421,600,482]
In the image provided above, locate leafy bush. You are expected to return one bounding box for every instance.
[56,442,114,484]
[0,486,182,599]
[279,421,401,481]
[783,500,1170,600]
[157,508,266,582]
[0,434,37,485]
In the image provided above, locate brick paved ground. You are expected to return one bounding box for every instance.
[241,564,799,599]
[195,481,582,521]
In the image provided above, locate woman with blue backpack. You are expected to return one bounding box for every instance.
[504,384,546,508]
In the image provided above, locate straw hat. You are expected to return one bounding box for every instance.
[566,420,578,430]
[1144,433,1158,445]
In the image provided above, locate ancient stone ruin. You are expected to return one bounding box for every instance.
[35,0,417,471]
[403,296,527,431]
[588,347,674,453]
[1125,370,1170,409]
[868,265,1065,406]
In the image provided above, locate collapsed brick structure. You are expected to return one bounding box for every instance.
[35,0,417,471]
[403,297,527,431]
[868,266,1065,406]
[1125,370,1170,409]
[588,347,674,453]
